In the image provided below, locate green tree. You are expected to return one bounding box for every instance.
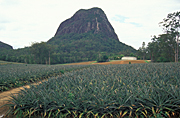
[97,52,109,62]
[147,34,176,62]
[130,53,135,57]
[147,37,158,62]
[138,42,146,60]
[159,11,180,62]
[120,54,124,59]
[11,56,16,62]
[5,54,9,61]
[46,44,54,65]
[30,42,53,64]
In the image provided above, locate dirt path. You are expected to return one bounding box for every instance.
[65,61,96,65]
[93,60,147,65]
[0,80,47,117]
[0,85,29,116]
[66,60,148,65]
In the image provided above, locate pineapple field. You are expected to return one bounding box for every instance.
[0,64,90,92]
[1,62,180,117]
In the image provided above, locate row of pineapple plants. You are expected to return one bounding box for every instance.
[0,60,21,65]
[3,63,180,117]
[0,64,90,92]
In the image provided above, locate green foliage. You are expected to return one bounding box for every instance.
[145,60,150,63]
[113,54,124,60]
[138,42,147,60]
[0,47,33,64]
[143,11,180,63]
[159,11,180,62]
[146,34,176,62]
[97,53,109,62]
[130,53,135,57]
[30,42,54,64]
[47,32,137,64]
[157,57,168,62]
[159,11,180,35]
[4,63,180,117]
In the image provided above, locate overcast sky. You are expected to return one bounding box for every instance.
[0,0,180,49]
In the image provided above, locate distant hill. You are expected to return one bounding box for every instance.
[48,7,137,63]
[0,41,13,50]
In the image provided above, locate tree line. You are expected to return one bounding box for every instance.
[0,45,137,64]
[138,11,180,62]
[0,31,138,64]
[0,41,138,64]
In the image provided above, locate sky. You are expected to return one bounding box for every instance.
[0,0,180,49]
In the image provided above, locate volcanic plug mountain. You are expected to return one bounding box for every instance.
[54,7,119,41]
[48,7,136,63]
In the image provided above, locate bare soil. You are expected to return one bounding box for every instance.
[0,80,46,117]
[65,61,96,65]
[66,60,148,65]
[93,60,147,65]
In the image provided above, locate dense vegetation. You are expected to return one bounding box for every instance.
[0,32,137,64]
[139,11,180,62]
[48,32,136,54]
[4,63,180,118]
[48,32,137,63]
[0,62,90,92]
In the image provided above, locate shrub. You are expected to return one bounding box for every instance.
[97,55,108,62]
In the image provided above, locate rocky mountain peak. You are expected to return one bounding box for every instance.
[54,7,119,40]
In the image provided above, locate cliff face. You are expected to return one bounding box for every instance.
[54,7,119,40]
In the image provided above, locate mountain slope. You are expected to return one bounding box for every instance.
[0,41,13,50]
[49,32,135,53]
